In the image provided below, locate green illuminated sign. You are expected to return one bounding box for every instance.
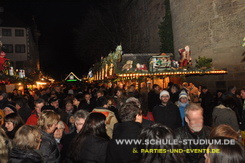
[67,79,77,82]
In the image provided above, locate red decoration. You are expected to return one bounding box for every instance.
[0,51,9,71]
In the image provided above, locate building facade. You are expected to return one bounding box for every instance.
[0,26,40,71]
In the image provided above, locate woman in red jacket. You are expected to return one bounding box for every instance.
[26,98,45,125]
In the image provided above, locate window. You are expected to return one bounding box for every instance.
[2,29,12,36]
[3,44,13,53]
[15,44,25,53]
[15,29,24,36]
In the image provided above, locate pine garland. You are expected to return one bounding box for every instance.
[159,0,174,54]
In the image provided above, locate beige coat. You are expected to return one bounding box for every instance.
[92,108,118,138]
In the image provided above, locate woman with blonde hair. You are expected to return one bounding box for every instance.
[0,127,12,163]
[9,125,42,163]
[38,110,60,163]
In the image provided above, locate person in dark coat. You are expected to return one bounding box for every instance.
[168,84,180,104]
[106,102,143,163]
[153,90,182,130]
[73,94,84,111]
[9,125,43,163]
[38,111,60,163]
[49,97,67,123]
[148,84,161,112]
[60,109,89,162]
[175,104,211,163]
[80,93,96,112]
[125,97,155,128]
[67,113,110,163]
[0,91,9,109]
[126,84,140,98]
[14,97,32,122]
[213,90,224,107]
[224,86,243,128]
[199,86,213,126]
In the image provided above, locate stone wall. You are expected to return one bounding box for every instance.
[170,0,245,90]
[119,0,245,91]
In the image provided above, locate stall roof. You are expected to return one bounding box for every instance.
[65,72,81,82]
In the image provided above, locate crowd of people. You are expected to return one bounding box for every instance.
[0,82,244,163]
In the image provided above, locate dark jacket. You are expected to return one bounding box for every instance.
[127,90,140,98]
[39,130,60,163]
[175,126,211,163]
[0,98,9,109]
[18,106,32,122]
[9,147,43,163]
[141,119,154,129]
[69,135,109,163]
[152,102,182,130]
[80,98,96,112]
[5,130,15,140]
[106,121,142,163]
[200,91,214,126]
[60,130,78,162]
[212,104,239,131]
[168,89,180,104]
[148,90,161,112]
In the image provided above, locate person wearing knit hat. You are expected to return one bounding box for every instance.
[158,90,171,106]
[177,90,189,126]
[179,90,188,99]
[153,90,182,130]
[3,104,17,115]
[159,90,170,99]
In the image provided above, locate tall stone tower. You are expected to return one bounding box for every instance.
[170,0,245,90]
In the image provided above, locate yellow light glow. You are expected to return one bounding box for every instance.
[36,81,47,85]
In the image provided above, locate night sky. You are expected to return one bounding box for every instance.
[1,0,121,80]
